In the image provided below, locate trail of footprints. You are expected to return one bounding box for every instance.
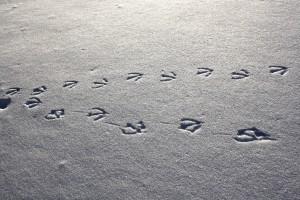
[0,65,288,141]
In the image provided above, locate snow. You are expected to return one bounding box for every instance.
[1,0,300,199]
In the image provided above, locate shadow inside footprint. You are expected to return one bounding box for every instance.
[234,127,276,142]
[32,86,47,95]
[45,109,65,120]
[6,87,21,96]
[179,118,203,133]
[121,121,146,135]
[0,98,11,109]
[231,69,249,79]
[25,97,42,108]
[87,108,109,121]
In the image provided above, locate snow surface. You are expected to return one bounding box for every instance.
[1,0,300,199]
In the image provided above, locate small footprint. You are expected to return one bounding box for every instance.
[121,121,146,135]
[231,69,249,79]
[5,87,21,96]
[269,66,288,75]
[92,78,108,88]
[45,109,65,120]
[197,68,214,77]
[233,127,276,142]
[127,73,144,82]
[160,71,177,82]
[31,86,47,95]
[179,118,203,133]
[0,98,11,109]
[63,81,78,89]
[25,97,42,108]
[87,108,109,121]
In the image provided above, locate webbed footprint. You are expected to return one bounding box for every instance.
[25,97,42,108]
[31,86,47,95]
[121,121,146,135]
[87,108,109,121]
[233,127,276,142]
[45,109,65,120]
[92,78,108,88]
[5,87,21,96]
[179,118,203,133]
[127,73,144,81]
[269,66,288,75]
[197,68,214,77]
[160,71,177,82]
[231,69,249,79]
[63,81,78,89]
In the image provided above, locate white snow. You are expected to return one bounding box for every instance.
[1,0,300,199]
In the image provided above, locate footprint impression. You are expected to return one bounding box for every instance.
[160,70,177,82]
[231,69,249,79]
[25,97,42,108]
[45,109,65,120]
[5,87,21,96]
[127,73,144,82]
[269,66,288,75]
[0,98,11,109]
[121,121,146,135]
[92,78,108,88]
[31,86,47,95]
[179,118,204,133]
[233,127,276,142]
[87,108,109,121]
[197,68,214,77]
[63,81,78,89]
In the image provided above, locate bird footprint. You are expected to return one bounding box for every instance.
[87,108,109,121]
[63,81,78,89]
[121,121,146,135]
[269,66,288,75]
[160,71,177,82]
[233,127,276,142]
[45,109,65,120]
[231,69,249,79]
[31,86,47,95]
[179,118,203,133]
[127,73,144,81]
[25,97,42,108]
[0,98,11,109]
[92,78,108,88]
[197,68,214,77]
[5,87,21,96]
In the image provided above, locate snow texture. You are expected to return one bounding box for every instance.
[0,0,300,199]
